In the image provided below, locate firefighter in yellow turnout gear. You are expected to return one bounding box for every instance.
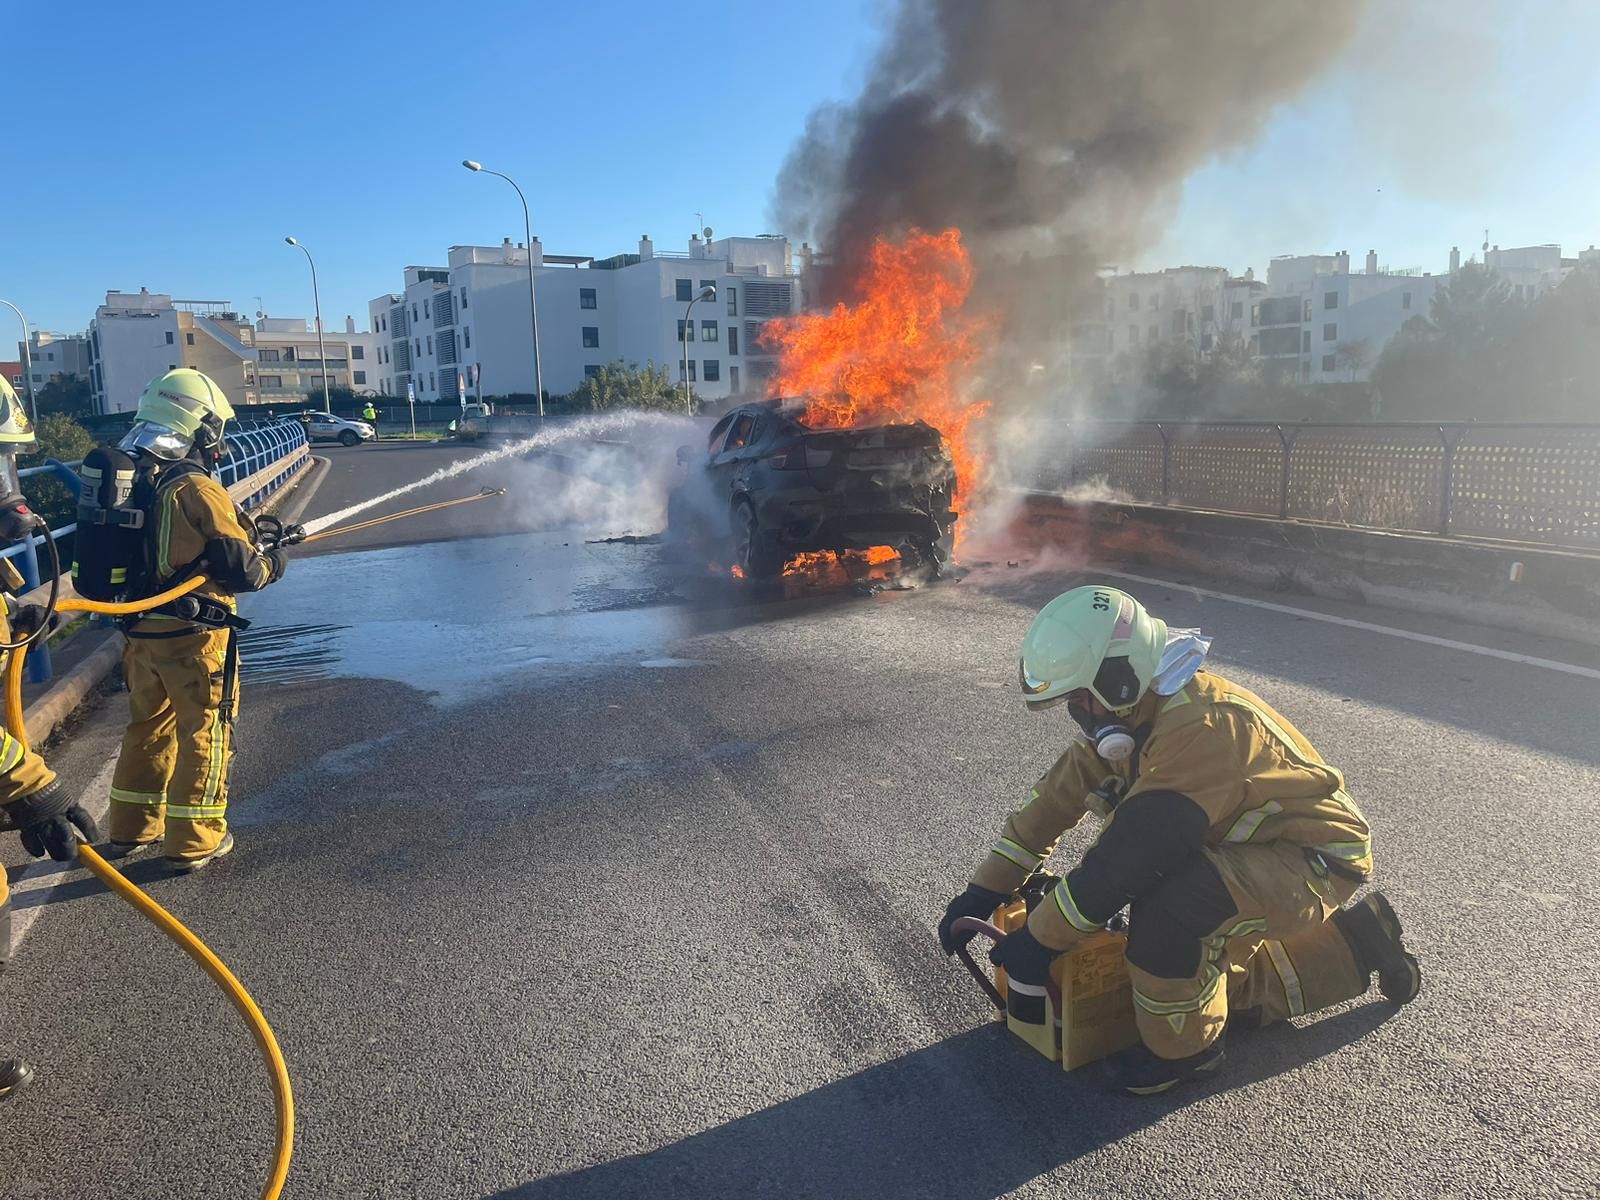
[0,377,99,1099]
[105,370,285,869]
[940,585,1421,1095]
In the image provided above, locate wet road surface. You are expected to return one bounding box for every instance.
[3,444,1598,1199]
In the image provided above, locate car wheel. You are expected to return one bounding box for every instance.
[732,500,782,579]
[339,430,360,447]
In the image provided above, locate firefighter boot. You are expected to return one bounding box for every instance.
[1103,1035,1226,1096]
[169,831,235,874]
[0,1058,33,1101]
[1334,891,1421,1004]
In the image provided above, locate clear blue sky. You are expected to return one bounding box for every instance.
[5,0,1596,337]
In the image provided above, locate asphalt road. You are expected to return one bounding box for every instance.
[3,445,1597,1199]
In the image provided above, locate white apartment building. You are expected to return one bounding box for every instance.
[252,317,384,403]
[1075,266,1265,385]
[18,331,92,390]
[1251,250,1445,383]
[368,232,802,404]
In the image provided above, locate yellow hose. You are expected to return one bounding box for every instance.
[4,574,295,1199]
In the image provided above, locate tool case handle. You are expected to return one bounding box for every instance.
[951,916,1009,1011]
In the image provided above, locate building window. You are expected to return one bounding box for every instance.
[703,360,720,382]
[424,299,430,320]
[1402,291,1412,310]
[727,288,737,316]
[381,315,387,331]
[1302,330,1312,353]
[1324,291,1338,309]
[1201,304,1214,323]
[582,326,600,348]
[1321,355,1335,372]
[1128,326,1140,344]
[412,304,418,322]
[352,345,365,360]
[1129,294,1140,311]
[165,331,174,344]
[1200,333,1214,351]
[463,327,471,350]
[260,348,280,362]
[1323,323,1337,342]
[1250,304,1260,327]
[727,326,739,355]
[676,278,692,302]
[284,346,296,361]
[354,371,367,385]
[460,286,468,310]
[699,279,714,294]
[584,365,601,379]
[580,288,597,309]
[701,320,718,342]
[382,347,389,364]
[1230,301,1244,320]
[677,320,695,342]
[729,365,740,393]
[185,332,195,346]
[429,372,435,390]
[689,360,696,383]
[426,335,434,355]
[259,375,283,387]
[415,339,421,357]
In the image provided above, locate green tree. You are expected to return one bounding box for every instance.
[34,375,94,417]
[19,413,97,533]
[554,361,686,415]
[303,384,357,413]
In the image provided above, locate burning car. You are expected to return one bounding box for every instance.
[667,398,957,579]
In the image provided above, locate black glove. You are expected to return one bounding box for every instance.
[263,548,288,584]
[988,923,1059,987]
[9,604,58,640]
[281,523,306,546]
[937,883,1008,955]
[2,780,99,862]
[0,500,41,545]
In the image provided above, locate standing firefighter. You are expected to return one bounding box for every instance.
[95,369,286,869]
[939,585,1421,1095]
[0,377,99,1099]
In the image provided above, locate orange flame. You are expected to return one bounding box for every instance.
[781,546,900,578]
[761,229,987,520]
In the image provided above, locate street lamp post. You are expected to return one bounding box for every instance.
[0,299,37,424]
[284,237,332,413]
[462,160,544,418]
[682,285,716,414]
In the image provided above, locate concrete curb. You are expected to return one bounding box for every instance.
[22,626,123,747]
[260,454,330,525]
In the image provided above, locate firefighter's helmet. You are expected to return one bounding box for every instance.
[0,376,37,449]
[120,369,235,460]
[1018,585,1168,713]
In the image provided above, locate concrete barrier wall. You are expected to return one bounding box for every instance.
[1018,493,1600,644]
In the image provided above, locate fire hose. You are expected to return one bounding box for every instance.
[4,574,294,1200]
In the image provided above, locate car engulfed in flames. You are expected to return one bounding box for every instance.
[666,398,957,580]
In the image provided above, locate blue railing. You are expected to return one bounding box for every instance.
[4,419,310,685]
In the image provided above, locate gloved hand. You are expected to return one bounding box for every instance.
[0,500,41,545]
[281,523,307,547]
[263,548,288,584]
[938,883,1008,955]
[9,604,59,640]
[988,923,1059,987]
[2,780,99,862]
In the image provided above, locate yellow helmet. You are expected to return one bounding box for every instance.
[0,376,37,449]
[1018,585,1168,713]
[121,369,235,460]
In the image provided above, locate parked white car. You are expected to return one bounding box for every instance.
[301,411,375,447]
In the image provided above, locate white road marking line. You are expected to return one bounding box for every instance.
[1094,567,1600,682]
[7,757,118,948]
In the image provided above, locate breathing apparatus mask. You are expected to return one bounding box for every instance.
[1066,695,1138,763]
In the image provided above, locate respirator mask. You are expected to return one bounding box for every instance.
[1067,695,1137,763]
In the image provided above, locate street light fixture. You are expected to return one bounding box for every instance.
[284,237,331,413]
[0,299,37,424]
[682,285,716,414]
[462,159,545,418]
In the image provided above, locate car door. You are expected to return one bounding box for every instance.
[706,409,761,502]
[307,412,338,440]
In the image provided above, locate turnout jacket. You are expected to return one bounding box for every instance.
[129,470,274,635]
[970,670,1372,951]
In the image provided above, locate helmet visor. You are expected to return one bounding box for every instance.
[119,419,193,460]
[0,455,21,505]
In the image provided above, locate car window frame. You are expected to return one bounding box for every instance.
[723,413,758,453]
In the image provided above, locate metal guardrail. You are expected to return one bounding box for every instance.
[4,419,310,684]
[1017,420,1600,551]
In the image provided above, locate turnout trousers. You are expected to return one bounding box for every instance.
[1125,839,1369,1060]
[1,724,57,963]
[109,628,237,860]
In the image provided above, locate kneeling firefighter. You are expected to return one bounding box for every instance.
[0,377,100,1099]
[74,369,286,871]
[939,585,1421,1095]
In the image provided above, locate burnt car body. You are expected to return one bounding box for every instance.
[667,399,958,578]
